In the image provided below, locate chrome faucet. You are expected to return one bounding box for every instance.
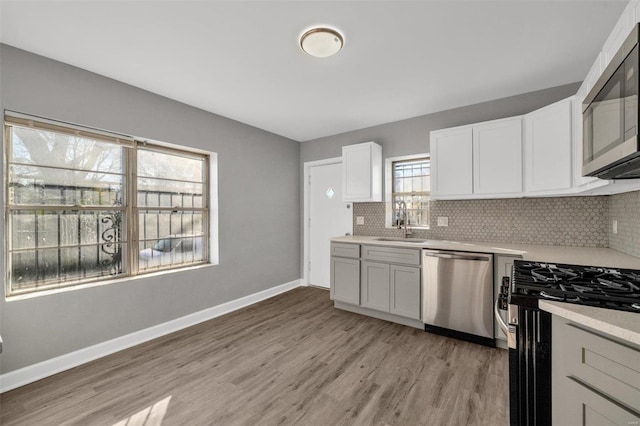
[396,201,413,238]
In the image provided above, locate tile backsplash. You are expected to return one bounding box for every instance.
[353,196,609,247]
[609,190,640,258]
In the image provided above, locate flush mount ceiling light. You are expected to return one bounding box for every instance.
[300,27,344,58]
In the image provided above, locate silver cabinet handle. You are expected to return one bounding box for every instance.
[494,299,509,336]
[424,252,490,262]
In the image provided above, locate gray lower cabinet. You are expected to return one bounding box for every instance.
[563,377,640,425]
[361,261,421,320]
[389,265,421,320]
[330,256,360,305]
[361,261,390,312]
[361,245,421,265]
[552,316,640,425]
[331,242,422,323]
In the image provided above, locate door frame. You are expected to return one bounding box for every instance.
[303,156,348,286]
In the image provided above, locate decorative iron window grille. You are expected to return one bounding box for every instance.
[4,114,209,296]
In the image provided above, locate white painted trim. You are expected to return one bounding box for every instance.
[302,157,344,286]
[209,152,220,265]
[0,279,302,393]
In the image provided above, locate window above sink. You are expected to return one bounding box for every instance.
[384,154,431,230]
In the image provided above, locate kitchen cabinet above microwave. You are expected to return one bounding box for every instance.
[341,141,382,202]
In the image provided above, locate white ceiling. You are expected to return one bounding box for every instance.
[0,1,627,142]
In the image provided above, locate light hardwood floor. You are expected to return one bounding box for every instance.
[0,287,508,425]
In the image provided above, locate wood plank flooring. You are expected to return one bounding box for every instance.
[0,287,508,425]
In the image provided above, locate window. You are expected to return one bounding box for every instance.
[136,147,208,272]
[5,114,210,296]
[385,155,430,229]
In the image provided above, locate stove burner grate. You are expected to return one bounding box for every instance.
[512,260,640,312]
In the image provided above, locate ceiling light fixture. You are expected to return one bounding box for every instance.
[300,27,344,58]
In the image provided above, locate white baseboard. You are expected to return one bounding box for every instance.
[0,279,302,393]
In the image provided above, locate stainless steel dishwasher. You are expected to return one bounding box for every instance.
[422,249,494,346]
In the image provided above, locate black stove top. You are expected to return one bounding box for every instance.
[511,260,640,312]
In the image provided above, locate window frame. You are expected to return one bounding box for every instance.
[384,154,431,230]
[4,113,211,297]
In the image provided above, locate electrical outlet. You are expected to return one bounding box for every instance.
[356,216,365,225]
[613,219,618,234]
[437,217,449,227]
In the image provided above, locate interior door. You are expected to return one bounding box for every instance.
[309,162,352,288]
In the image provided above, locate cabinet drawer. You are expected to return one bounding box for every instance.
[561,322,640,412]
[331,243,360,259]
[563,376,640,425]
[362,245,420,265]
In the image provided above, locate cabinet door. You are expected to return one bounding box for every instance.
[473,118,523,195]
[524,98,572,192]
[389,265,421,320]
[431,127,473,197]
[361,261,390,312]
[581,53,604,100]
[330,257,360,305]
[342,142,382,202]
[561,377,640,426]
[602,4,635,67]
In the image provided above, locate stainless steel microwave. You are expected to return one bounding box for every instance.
[583,24,640,179]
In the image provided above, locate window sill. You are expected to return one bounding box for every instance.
[5,262,218,302]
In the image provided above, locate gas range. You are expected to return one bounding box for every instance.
[500,259,640,426]
[510,259,640,312]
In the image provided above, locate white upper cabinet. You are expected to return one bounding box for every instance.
[524,98,572,193]
[579,53,604,101]
[431,117,523,200]
[431,127,473,197]
[342,141,382,202]
[473,118,523,195]
[602,1,636,67]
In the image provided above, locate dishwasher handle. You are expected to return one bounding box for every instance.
[423,251,491,262]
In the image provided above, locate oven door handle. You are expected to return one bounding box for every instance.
[494,299,509,336]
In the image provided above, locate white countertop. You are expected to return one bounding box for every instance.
[331,235,640,269]
[540,301,640,347]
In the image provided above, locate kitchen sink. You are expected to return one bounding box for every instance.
[373,237,427,243]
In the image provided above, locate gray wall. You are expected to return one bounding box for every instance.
[300,82,581,165]
[0,45,301,373]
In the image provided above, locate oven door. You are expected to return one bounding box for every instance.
[508,305,552,426]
